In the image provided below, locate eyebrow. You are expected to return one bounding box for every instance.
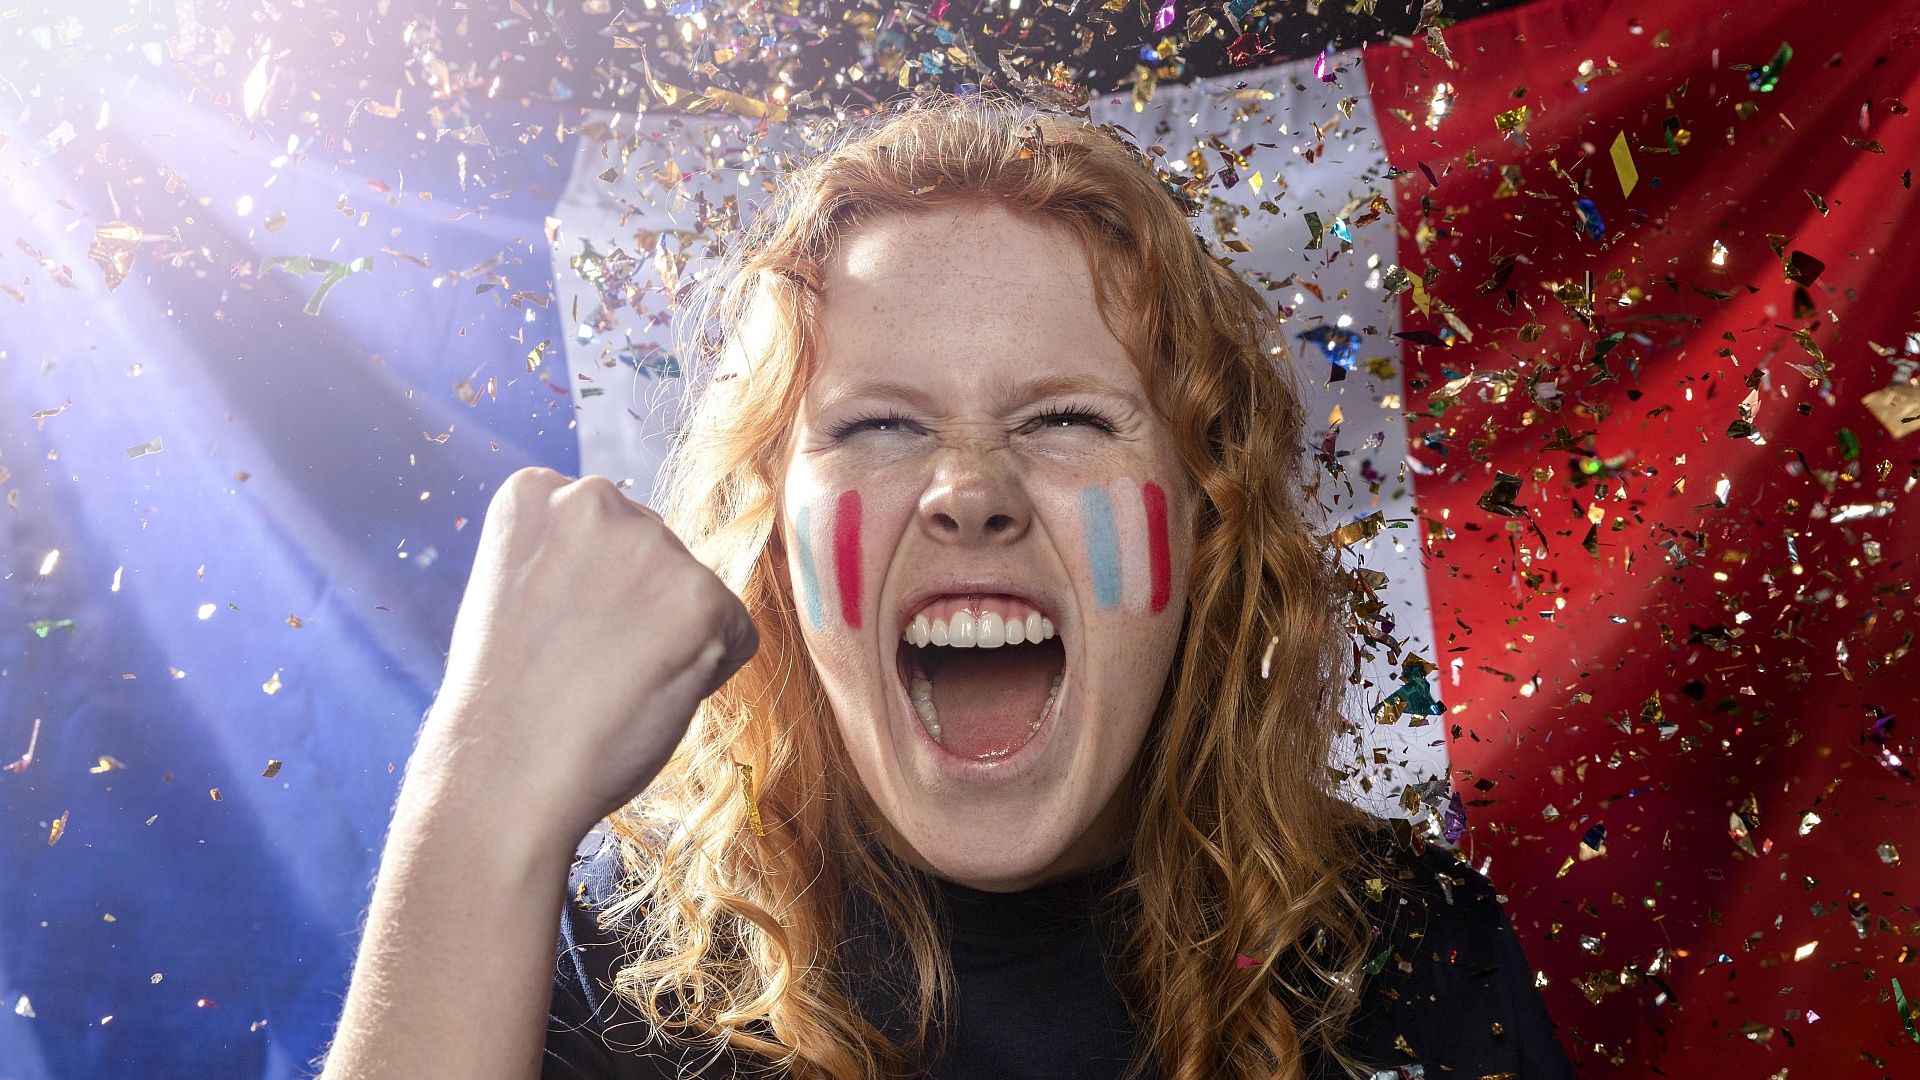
[813,378,940,414]
[813,372,1142,415]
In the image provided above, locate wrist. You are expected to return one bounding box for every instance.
[392,719,593,883]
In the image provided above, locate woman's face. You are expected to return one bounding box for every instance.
[778,205,1192,891]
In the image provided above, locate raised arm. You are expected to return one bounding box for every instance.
[321,468,758,1080]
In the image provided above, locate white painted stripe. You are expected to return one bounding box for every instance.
[810,491,841,630]
[1109,476,1151,613]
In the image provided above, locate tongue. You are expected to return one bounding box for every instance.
[929,645,1058,759]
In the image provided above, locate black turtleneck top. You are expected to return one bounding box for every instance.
[542,835,1577,1079]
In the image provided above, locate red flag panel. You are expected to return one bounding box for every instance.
[1370,0,1920,1073]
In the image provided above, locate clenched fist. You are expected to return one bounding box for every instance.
[419,467,759,843]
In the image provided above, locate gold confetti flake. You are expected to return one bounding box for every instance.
[735,761,766,836]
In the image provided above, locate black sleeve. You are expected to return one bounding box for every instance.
[542,838,730,1080]
[1341,840,1579,1079]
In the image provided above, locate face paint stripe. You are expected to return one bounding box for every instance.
[812,496,837,624]
[1080,486,1123,610]
[833,489,863,629]
[793,503,824,629]
[1109,476,1149,612]
[1142,480,1172,615]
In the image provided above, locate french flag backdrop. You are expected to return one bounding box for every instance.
[1,0,1916,1076]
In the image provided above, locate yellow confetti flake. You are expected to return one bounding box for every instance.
[89,755,126,774]
[209,788,222,802]
[262,760,282,778]
[48,810,68,845]
[262,671,282,695]
[1493,105,1529,132]
[1609,131,1638,197]
[1793,941,1818,961]
[735,761,766,836]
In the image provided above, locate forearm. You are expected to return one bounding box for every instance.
[322,727,581,1080]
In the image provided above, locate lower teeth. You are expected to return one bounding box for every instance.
[909,677,940,739]
[910,674,1062,752]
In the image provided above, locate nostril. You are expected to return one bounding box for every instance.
[984,513,1014,533]
[932,512,960,533]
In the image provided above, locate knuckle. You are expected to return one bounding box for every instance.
[505,466,567,498]
[573,474,621,500]
[492,467,558,513]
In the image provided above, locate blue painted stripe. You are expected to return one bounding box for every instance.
[794,503,824,628]
[1080,486,1122,610]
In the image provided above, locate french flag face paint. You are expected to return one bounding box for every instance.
[792,490,864,630]
[1078,477,1173,615]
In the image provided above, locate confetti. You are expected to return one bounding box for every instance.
[48,810,68,845]
[1493,105,1529,133]
[4,718,41,774]
[1297,325,1362,368]
[125,437,164,459]
[1608,131,1638,197]
[1375,656,1444,724]
[1747,41,1792,93]
[258,255,374,316]
[86,223,145,292]
[1572,198,1605,241]
[734,761,765,836]
[1858,376,1920,434]
[1442,791,1468,844]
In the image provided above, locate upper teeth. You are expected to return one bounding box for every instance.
[903,610,1054,648]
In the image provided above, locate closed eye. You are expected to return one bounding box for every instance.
[1017,404,1119,436]
[826,410,927,440]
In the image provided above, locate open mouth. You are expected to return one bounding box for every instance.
[897,596,1066,761]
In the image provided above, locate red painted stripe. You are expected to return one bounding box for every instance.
[1142,480,1171,614]
[833,489,862,629]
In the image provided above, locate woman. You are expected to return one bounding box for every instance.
[322,97,1574,1080]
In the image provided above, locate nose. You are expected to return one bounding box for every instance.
[917,451,1032,547]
